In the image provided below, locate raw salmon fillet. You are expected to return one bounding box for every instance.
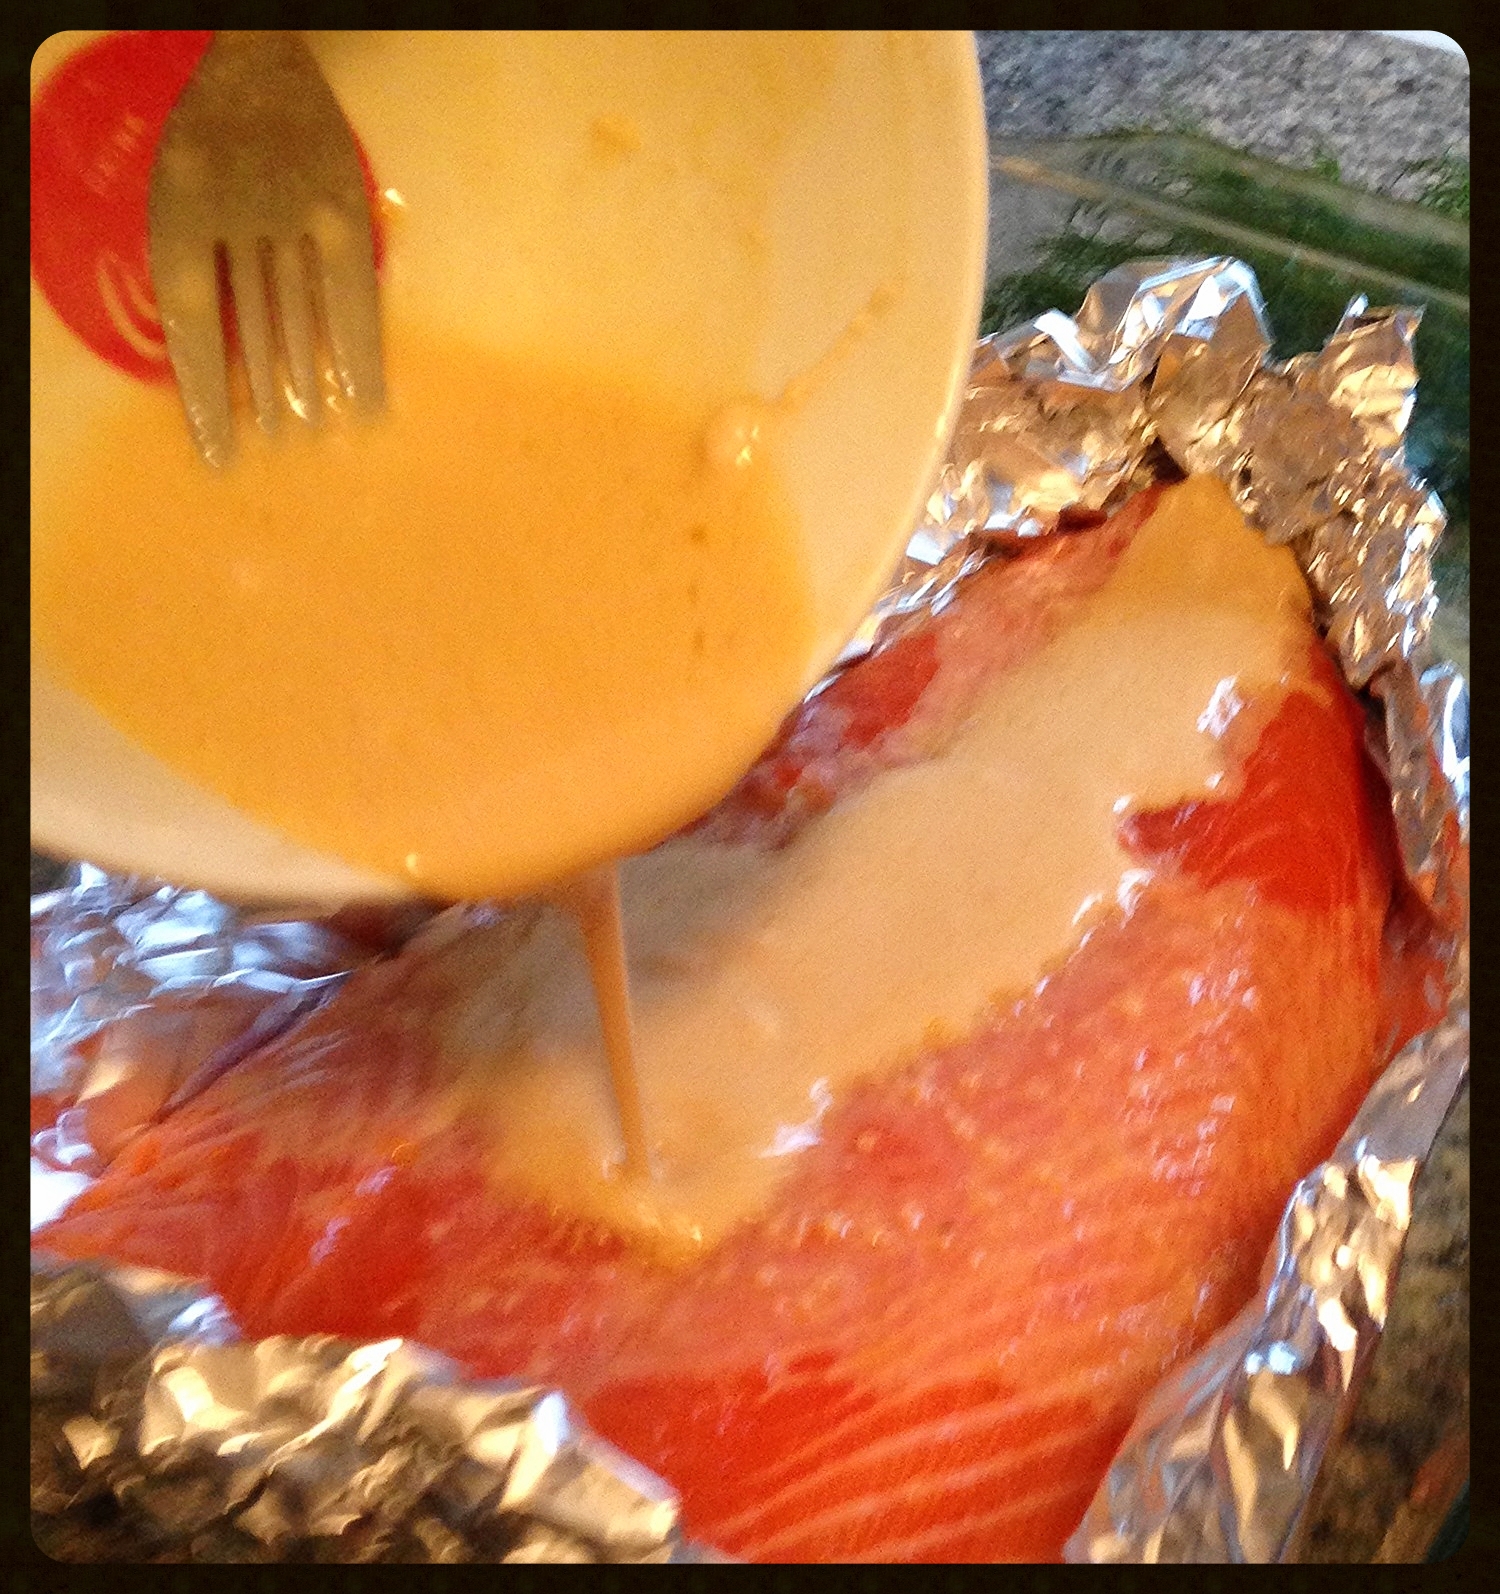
[34,485,1434,1563]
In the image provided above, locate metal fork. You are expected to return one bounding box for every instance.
[147,31,385,467]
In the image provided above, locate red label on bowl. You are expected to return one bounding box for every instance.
[31,30,384,383]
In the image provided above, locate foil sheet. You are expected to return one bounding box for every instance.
[30,257,1468,1563]
[30,866,369,1222]
[1071,1007,1469,1563]
[30,1258,709,1563]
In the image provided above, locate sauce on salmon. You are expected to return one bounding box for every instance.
[551,866,652,1183]
[32,480,1436,1561]
[363,475,1311,1251]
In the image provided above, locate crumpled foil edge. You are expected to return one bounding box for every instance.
[31,256,1468,1564]
[29,1255,719,1564]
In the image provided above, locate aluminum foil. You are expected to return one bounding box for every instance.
[1072,1006,1469,1563]
[30,1258,709,1563]
[30,257,1468,1563]
[31,865,369,1223]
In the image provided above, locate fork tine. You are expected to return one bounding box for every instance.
[146,31,386,464]
[310,206,386,414]
[152,248,235,468]
[225,238,280,437]
[269,239,322,425]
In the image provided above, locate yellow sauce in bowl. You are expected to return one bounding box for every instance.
[33,321,819,901]
[32,30,989,905]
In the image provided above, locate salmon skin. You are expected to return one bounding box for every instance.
[34,483,1435,1563]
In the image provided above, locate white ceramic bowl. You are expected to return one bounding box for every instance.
[31,30,989,904]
